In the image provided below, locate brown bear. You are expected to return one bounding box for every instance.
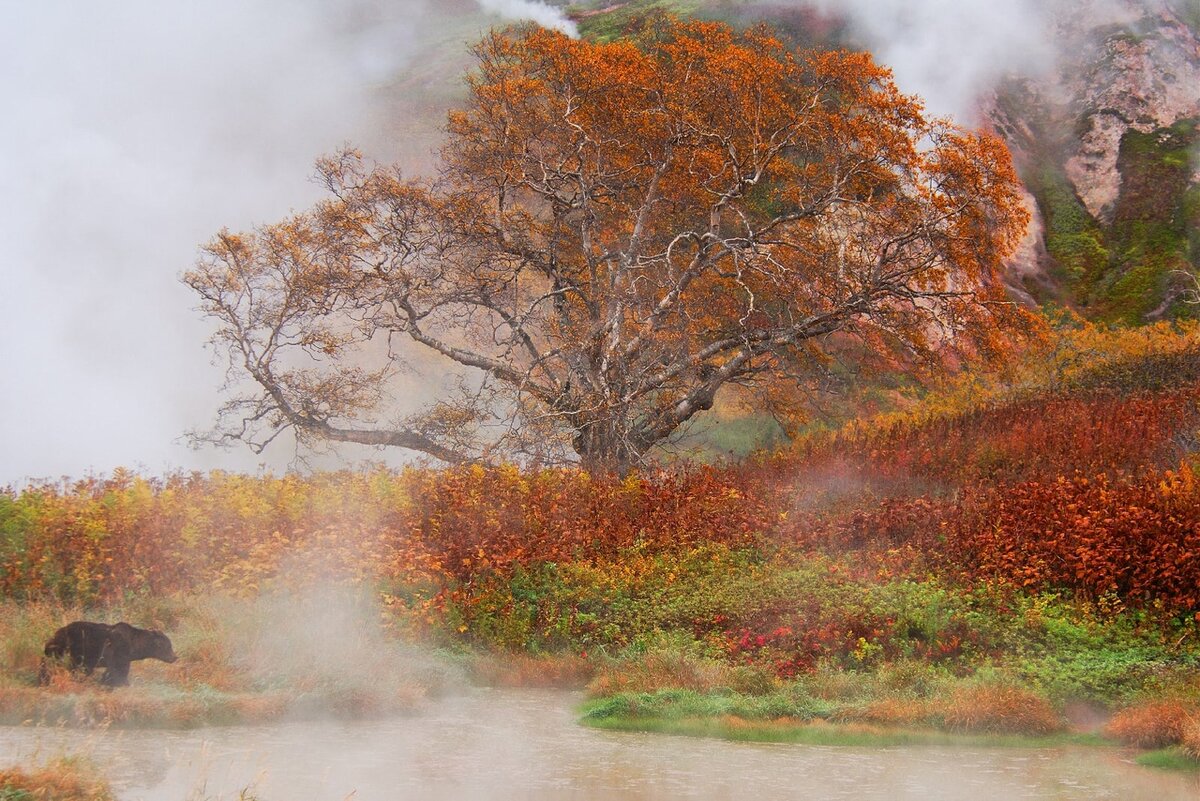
[40,621,177,687]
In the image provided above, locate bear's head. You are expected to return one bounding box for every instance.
[139,629,178,663]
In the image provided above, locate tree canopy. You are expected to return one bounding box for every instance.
[185,17,1031,473]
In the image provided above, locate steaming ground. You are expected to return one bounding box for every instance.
[477,0,578,35]
[193,583,457,710]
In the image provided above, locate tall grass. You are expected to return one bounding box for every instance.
[0,757,113,801]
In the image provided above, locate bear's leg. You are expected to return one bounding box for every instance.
[99,635,132,687]
[68,628,97,674]
[100,660,131,687]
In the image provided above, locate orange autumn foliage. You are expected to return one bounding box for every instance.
[940,684,1064,735]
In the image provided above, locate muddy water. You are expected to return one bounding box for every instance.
[1,689,1197,801]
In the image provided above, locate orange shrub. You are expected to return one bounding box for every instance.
[1180,716,1200,759]
[943,464,1200,611]
[586,651,747,697]
[940,684,1063,735]
[471,652,597,689]
[840,697,933,728]
[797,386,1200,488]
[0,464,784,603]
[1105,701,1196,748]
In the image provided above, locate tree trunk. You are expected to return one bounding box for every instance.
[573,420,633,477]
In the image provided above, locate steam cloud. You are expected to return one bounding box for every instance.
[803,0,1146,120]
[0,0,471,484]
[475,0,579,36]
[805,0,1057,119]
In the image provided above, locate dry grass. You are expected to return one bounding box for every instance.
[586,650,771,697]
[1179,716,1200,759]
[840,697,934,728]
[1105,700,1197,748]
[0,686,292,728]
[0,757,113,801]
[0,604,68,687]
[939,684,1064,735]
[470,652,597,689]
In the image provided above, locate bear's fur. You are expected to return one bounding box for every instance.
[39,621,177,687]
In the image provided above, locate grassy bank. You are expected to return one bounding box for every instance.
[582,705,1101,749]
[1138,748,1200,772]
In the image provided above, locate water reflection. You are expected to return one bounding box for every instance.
[1,689,1197,801]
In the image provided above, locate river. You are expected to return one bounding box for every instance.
[1,689,1197,800]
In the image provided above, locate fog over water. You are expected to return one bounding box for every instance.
[1,690,1198,800]
[0,0,1158,485]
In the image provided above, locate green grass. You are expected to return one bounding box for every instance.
[1136,747,1200,772]
[576,1,716,41]
[580,701,1105,749]
[0,790,33,801]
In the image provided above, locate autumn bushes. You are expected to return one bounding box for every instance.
[402,464,765,584]
[785,463,1200,613]
[800,387,1200,488]
[0,465,773,604]
[944,466,1200,608]
[0,470,400,601]
[2,385,1199,619]
[783,348,1200,613]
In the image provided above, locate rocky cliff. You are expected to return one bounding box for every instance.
[988,0,1200,322]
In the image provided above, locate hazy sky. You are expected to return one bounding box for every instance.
[0,0,1132,485]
